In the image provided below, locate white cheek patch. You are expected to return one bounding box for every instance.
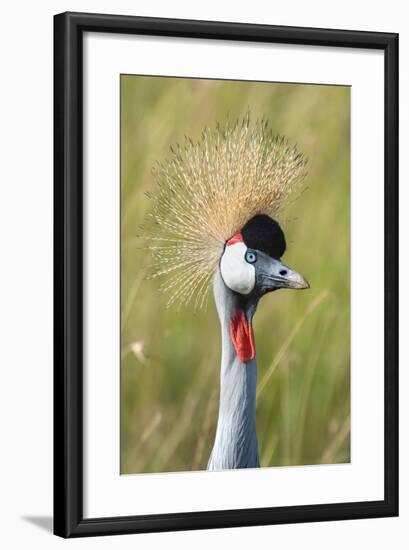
[220,242,255,295]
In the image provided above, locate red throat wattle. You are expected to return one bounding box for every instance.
[230,309,255,363]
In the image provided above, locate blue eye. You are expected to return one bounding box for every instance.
[245,250,257,264]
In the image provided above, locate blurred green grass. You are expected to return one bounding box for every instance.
[120,76,350,474]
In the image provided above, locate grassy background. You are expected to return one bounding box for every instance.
[120,76,350,474]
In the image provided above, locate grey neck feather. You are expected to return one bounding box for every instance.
[207,271,260,470]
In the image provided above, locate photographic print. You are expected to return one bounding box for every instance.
[54,13,398,536]
[120,75,351,474]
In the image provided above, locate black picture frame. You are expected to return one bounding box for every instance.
[54,11,399,538]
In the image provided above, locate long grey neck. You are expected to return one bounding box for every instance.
[207,271,260,470]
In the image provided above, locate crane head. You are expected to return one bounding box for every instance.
[143,116,308,309]
[220,214,309,297]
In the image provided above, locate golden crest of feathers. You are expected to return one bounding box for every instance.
[142,115,307,309]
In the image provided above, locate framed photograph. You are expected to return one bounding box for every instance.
[54,12,398,538]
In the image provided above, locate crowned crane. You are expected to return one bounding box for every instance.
[143,115,309,470]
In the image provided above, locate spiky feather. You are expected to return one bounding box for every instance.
[142,115,307,308]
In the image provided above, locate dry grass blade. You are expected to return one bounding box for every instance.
[321,415,350,464]
[261,434,278,466]
[191,388,217,470]
[154,396,200,471]
[140,412,163,443]
[257,290,329,399]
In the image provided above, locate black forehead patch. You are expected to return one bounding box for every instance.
[241,214,286,259]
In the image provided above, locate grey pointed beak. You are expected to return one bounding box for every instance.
[280,266,310,290]
[259,257,310,291]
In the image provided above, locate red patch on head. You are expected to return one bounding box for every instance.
[226,232,244,247]
[230,309,255,363]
